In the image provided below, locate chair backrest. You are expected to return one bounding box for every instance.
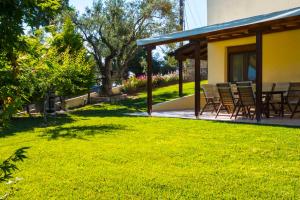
[274,82,290,92]
[237,86,256,106]
[287,82,300,102]
[201,84,219,99]
[231,84,238,95]
[216,83,235,107]
[236,81,252,86]
[263,83,275,92]
[217,83,231,88]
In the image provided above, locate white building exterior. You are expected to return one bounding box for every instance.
[207,0,300,25]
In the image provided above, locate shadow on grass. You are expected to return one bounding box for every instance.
[71,90,182,118]
[41,124,127,140]
[0,146,30,182]
[0,114,75,139]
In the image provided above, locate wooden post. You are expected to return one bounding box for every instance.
[193,41,201,118]
[146,46,154,115]
[256,31,263,122]
[179,59,183,97]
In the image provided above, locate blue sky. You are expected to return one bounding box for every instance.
[69,0,207,29]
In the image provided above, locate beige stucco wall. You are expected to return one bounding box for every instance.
[153,94,206,111]
[208,29,300,84]
[207,0,300,25]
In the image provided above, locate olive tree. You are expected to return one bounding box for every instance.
[76,0,179,95]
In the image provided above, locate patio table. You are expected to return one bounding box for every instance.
[263,90,285,118]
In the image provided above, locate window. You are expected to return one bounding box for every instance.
[228,44,256,82]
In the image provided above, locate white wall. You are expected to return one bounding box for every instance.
[207,0,300,25]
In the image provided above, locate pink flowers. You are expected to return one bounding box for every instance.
[123,72,179,93]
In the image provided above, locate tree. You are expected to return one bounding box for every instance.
[19,19,95,115]
[0,0,69,127]
[76,0,179,95]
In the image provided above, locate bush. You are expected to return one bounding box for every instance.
[123,72,179,94]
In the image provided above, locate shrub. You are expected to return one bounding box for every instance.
[123,72,179,94]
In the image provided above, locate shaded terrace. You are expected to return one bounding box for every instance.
[137,7,300,124]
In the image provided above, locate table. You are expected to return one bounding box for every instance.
[263,90,286,118]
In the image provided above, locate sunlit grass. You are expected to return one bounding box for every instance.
[1,81,300,199]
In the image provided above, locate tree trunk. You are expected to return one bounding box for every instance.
[26,105,32,117]
[101,58,113,96]
[43,95,48,124]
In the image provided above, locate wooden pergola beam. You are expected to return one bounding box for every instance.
[178,59,183,97]
[146,46,155,116]
[191,40,203,118]
[256,31,263,122]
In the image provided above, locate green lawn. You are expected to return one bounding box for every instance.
[1,82,300,199]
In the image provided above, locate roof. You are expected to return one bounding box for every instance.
[169,41,207,60]
[137,6,300,46]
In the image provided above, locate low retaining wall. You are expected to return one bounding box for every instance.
[65,92,97,109]
[65,86,123,109]
[152,93,206,112]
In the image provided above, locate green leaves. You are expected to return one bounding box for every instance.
[77,0,178,95]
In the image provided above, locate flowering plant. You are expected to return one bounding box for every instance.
[123,72,179,93]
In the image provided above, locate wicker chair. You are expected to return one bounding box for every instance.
[200,84,220,115]
[287,82,300,118]
[216,83,239,119]
[237,86,256,119]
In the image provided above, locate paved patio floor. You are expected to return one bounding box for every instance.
[128,110,300,127]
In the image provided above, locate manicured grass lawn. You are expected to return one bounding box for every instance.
[1,82,300,199]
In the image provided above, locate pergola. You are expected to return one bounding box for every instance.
[137,7,300,122]
[169,42,207,97]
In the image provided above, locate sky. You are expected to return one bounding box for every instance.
[69,0,207,30]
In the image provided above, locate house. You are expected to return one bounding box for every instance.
[137,1,300,123]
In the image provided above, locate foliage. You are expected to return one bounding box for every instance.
[76,0,179,95]
[50,16,83,54]
[0,147,29,182]
[0,0,70,127]
[0,54,26,127]
[19,26,95,106]
[0,0,69,53]
[0,14,94,127]
[128,49,177,76]
[122,72,179,93]
[0,83,299,198]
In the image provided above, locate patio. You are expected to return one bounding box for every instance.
[129,110,300,127]
[136,7,300,126]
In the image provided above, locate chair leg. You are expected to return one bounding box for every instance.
[235,106,241,120]
[270,103,277,114]
[247,107,252,119]
[288,103,293,113]
[215,104,222,119]
[230,105,237,119]
[212,101,219,113]
[291,104,299,119]
[249,107,255,120]
[200,103,208,115]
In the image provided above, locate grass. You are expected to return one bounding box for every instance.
[1,82,300,199]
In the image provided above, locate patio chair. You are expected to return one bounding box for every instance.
[216,83,240,119]
[200,84,220,115]
[262,83,275,112]
[287,82,300,118]
[270,82,289,114]
[236,81,252,86]
[237,86,257,119]
[236,81,257,93]
[263,83,275,92]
